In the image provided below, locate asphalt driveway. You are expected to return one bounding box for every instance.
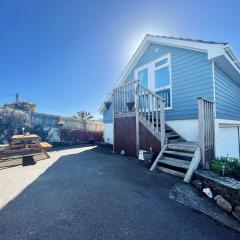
[0,145,239,240]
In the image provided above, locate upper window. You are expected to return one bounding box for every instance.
[155,66,170,89]
[155,59,168,68]
[134,54,172,109]
[138,68,148,87]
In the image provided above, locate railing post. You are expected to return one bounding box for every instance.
[135,81,139,157]
[112,90,115,152]
[160,100,165,149]
[198,97,205,168]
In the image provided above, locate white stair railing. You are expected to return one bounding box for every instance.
[113,80,166,149]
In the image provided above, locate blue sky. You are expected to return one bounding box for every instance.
[0,0,239,118]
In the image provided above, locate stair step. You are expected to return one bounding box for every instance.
[167,138,183,143]
[167,143,196,153]
[157,166,185,178]
[163,150,194,160]
[158,158,190,169]
[166,134,180,140]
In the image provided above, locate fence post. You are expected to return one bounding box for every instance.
[160,100,165,149]
[135,81,139,157]
[198,98,205,168]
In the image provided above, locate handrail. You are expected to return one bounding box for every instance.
[137,82,164,102]
[113,80,166,148]
[114,79,139,89]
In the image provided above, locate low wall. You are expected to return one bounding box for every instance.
[195,170,240,207]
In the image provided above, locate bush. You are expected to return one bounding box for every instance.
[210,156,240,180]
[0,107,31,143]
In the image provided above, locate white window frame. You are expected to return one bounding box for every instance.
[134,53,172,110]
[134,63,150,88]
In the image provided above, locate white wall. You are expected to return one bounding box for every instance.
[166,119,198,142]
[104,123,113,144]
[215,119,240,158]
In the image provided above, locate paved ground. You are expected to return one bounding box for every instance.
[0,145,239,240]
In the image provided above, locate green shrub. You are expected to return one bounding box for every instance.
[210,156,240,179]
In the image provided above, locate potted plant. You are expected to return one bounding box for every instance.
[104,102,111,110]
[126,101,135,111]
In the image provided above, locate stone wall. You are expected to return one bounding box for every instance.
[195,170,240,207]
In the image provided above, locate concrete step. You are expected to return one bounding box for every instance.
[158,158,190,170]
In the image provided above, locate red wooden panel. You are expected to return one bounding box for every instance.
[114,116,136,157]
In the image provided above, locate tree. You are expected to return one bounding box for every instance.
[0,107,31,143]
[73,111,94,121]
[4,101,36,112]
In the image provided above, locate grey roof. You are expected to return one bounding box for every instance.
[147,34,228,45]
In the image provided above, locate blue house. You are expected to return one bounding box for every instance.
[99,35,240,181]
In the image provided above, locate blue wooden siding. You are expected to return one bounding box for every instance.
[130,43,213,120]
[103,103,113,123]
[103,43,214,122]
[215,66,240,120]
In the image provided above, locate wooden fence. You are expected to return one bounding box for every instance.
[29,112,104,132]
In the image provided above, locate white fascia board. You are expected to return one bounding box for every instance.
[224,45,240,73]
[223,52,240,76]
[146,35,225,60]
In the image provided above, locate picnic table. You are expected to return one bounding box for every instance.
[0,134,52,161]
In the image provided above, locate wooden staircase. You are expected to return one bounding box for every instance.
[113,80,201,182]
[151,142,200,183]
[140,112,201,183]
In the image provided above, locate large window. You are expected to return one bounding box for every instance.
[138,68,148,87]
[154,58,171,108]
[134,54,172,109]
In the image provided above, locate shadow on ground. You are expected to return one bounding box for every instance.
[0,144,239,240]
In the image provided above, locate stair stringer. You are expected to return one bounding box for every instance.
[183,146,201,183]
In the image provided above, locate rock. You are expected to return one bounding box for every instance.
[120,150,125,155]
[214,195,232,213]
[203,188,213,198]
[192,180,203,191]
[232,206,240,222]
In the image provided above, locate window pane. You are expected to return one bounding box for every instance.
[155,59,168,68]
[155,66,170,89]
[138,68,148,87]
[156,89,171,108]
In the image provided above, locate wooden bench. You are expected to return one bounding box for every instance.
[39,142,53,151]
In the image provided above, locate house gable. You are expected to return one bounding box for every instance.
[101,35,240,124]
[126,43,213,120]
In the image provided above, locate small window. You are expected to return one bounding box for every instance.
[138,68,148,87]
[155,59,168,68]
[155,66,170,89]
